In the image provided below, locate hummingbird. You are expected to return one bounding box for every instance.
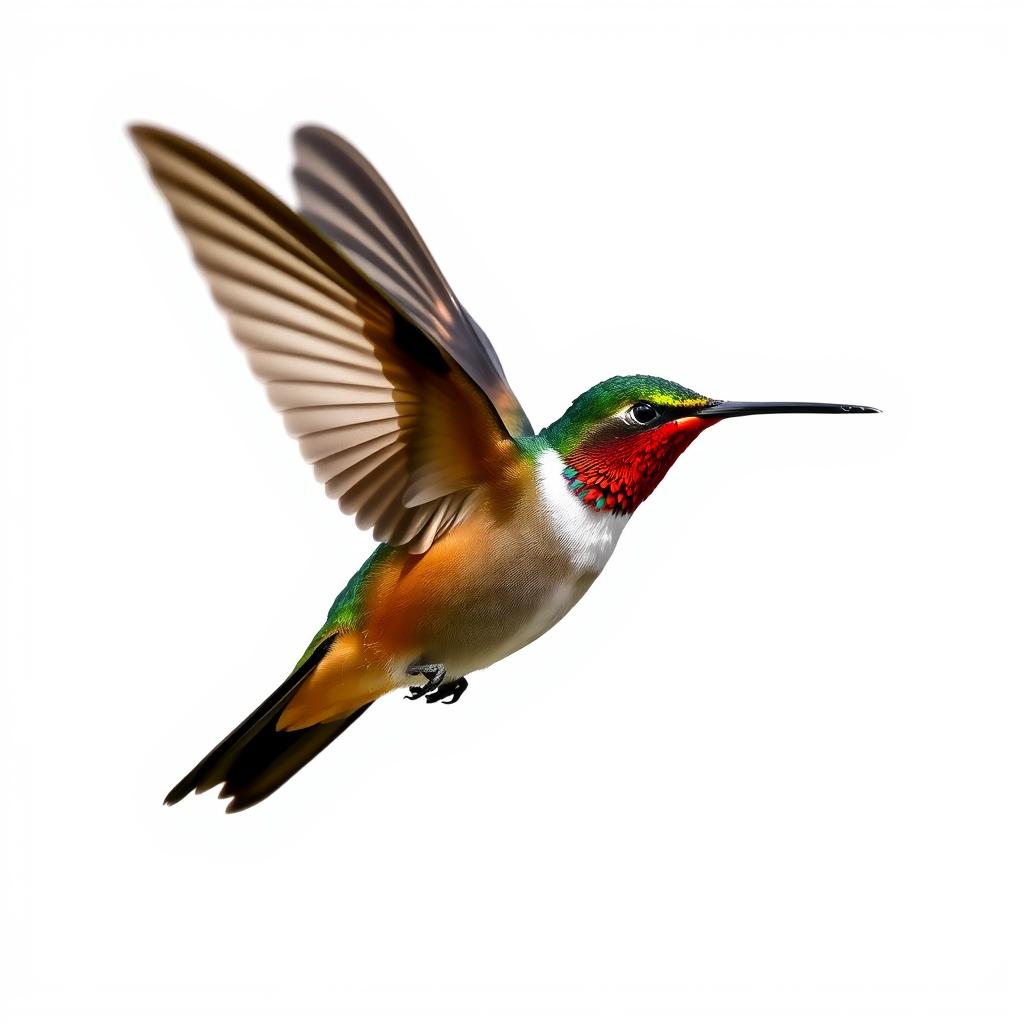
[131,124,878,812]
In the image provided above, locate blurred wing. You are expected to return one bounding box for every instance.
[131,125,516,553]
[292,125,533,437]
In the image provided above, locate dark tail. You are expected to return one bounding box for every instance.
[165,634,373,813]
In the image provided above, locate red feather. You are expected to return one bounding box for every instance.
[569,420,711,514]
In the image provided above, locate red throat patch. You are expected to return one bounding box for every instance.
[565,418,712,513]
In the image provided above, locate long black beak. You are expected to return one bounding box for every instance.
[698,400,881,419]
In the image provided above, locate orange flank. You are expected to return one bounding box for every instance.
[278,475,539,731]
[276,633,376,729]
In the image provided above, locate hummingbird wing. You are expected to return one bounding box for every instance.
[291,125,533,438]
[131,125,519,554]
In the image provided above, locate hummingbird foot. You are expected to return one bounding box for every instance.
[423,678,468,705]
[403,664,468,704]
[404,663,446,700]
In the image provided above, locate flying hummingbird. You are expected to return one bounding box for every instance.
[131,125,877,812]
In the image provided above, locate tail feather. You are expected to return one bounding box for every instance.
[217,705,372,812]
[165,634,373,813]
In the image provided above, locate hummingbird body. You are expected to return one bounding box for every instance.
[132,125,876,811]
[279,440,635,730]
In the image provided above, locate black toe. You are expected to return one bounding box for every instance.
[424,678,468,705]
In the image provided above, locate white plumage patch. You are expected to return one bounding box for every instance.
[535,448,629,574]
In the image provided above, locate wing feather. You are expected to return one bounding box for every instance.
[292,125,533,437]
[131,125,517,552]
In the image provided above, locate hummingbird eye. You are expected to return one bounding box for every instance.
[628,401,658,426]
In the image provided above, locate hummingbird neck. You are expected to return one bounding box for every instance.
[554,420,709,514]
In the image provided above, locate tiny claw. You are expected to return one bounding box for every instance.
[403,663,447,702]
[424,678,468,705]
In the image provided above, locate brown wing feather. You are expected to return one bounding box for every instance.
[292,125,533,438]
[131,125,515,553]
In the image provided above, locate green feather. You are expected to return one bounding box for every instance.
[540,374,709,457]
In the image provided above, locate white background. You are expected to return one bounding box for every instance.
[2,1,1022,1021]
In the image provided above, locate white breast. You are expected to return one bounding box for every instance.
[535,447,629,575]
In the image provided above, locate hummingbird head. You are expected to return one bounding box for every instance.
[540,374,878,515]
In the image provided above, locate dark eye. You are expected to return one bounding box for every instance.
[629,401,658,425]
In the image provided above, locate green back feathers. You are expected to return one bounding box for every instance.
[540,375,709,456]
[294,544,390,671]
